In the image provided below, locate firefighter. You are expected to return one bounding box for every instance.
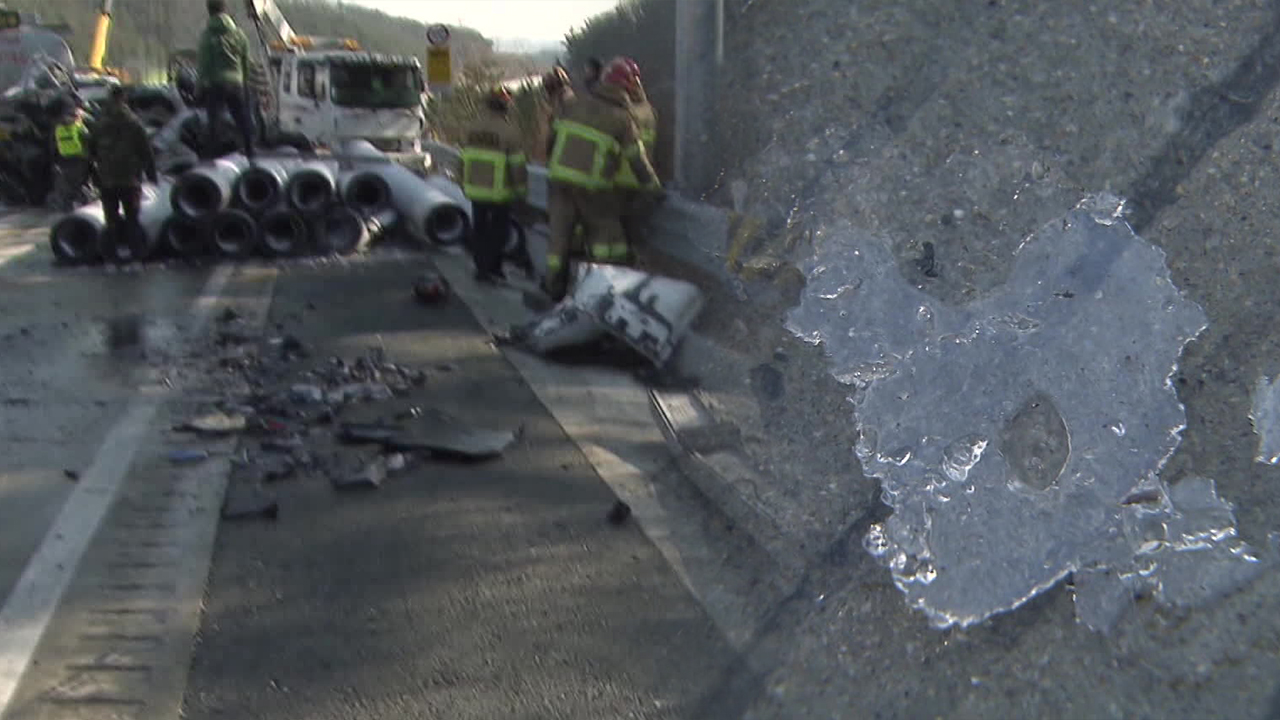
[543,57,660,301]
[459,86,527,283]
[87,85,157,262]
[49,95,92,210]
[198,0,255,159]
[612,57,660,255]
[542,66,574,159]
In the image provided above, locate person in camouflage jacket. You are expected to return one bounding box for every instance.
[87,85,157,263]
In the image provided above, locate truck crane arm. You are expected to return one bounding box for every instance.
[244,0,297,50]
[87,0,112,72]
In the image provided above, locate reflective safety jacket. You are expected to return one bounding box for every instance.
[54,120,88,158]
[548,85,656,192]
[460,111,527,204]
[615,91,657,190]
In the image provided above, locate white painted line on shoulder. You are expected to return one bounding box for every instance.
[0,264,234,715]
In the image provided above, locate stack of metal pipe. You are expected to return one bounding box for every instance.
[48,144,472,266]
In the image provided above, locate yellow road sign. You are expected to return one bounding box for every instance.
[426,46,451,86]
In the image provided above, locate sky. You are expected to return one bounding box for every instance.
[347,0,621,50]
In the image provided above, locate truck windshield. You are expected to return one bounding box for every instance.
[329,64,421,109]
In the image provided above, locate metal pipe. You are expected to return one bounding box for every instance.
[341,139,471,246]
[99,180,172,264]
[318,205,398,255]
[338,169,391,215]
[258,204,309,257]
[211,208,259,259]
[172,153,249,220]
[285,160,338,215]
[48,202,105,265]
[235,159,300,215]
[162,215,211,258]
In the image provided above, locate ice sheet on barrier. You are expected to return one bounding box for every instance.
[785,193,1265,631]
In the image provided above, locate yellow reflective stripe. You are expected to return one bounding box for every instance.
[461,147,513,202]
[546,254,563,271]
[640,128,656,148]
[55,123,86,157]
[548,119,619,189]
[608,243,629,261]
[589,243,612,260]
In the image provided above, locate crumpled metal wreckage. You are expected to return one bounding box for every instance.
[520,263,705,368]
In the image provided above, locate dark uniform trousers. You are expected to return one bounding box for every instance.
[101,185,142,248]
[204,82,256,159]
[470,202,512,278]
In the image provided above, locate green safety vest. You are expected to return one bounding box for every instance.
[460,147,527,203]
[547,119,619,190]
[614,127,657,190]
[55,121,87,158]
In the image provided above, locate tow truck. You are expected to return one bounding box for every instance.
[211,0,430,164]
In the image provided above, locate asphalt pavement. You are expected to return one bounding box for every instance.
[0,205,741,720]
[179,258,736,719]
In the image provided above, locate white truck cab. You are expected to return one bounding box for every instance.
[271,52,426,153]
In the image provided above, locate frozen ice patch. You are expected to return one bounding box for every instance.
[787,193,1263,629]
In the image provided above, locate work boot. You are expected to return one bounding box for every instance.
[542,272,568,303]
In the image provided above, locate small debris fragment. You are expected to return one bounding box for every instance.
[918,241,940,278]
[281,335,306,356]
[179,412,247,435]
[168,449,210,465]
[262,436,305,452]
[413,272,450,304]
[750,364,786,401]
[217,307,240,324]
[222,489,280,520]
[385,453,408,472]
[607,500,632,525]
[63,469,79,481]
[289,384,325,404]
[261,457,297,483]
[339,422,402,445]
[332,459,386,491]
[384,411,515,460]
[105,315,143,348]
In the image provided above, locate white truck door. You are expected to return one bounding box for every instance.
[279,57,327,143]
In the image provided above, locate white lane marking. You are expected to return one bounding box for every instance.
[0,264,233,714]
[0,242,34,267]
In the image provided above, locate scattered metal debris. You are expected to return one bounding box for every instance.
[332,457,387,491]
[413,272,450,304]
[178,412,247,435]
[384,410,516,461]
[168,449,210,464]
[222,486,280,520]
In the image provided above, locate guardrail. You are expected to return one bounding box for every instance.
[425,143,737,289]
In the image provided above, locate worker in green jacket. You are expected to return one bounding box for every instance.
[198,0,255,159]
[48,94,92,210]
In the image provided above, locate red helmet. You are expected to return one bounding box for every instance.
[543,66,570,93]
[601,56,641,94]
[487,86,513,111]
